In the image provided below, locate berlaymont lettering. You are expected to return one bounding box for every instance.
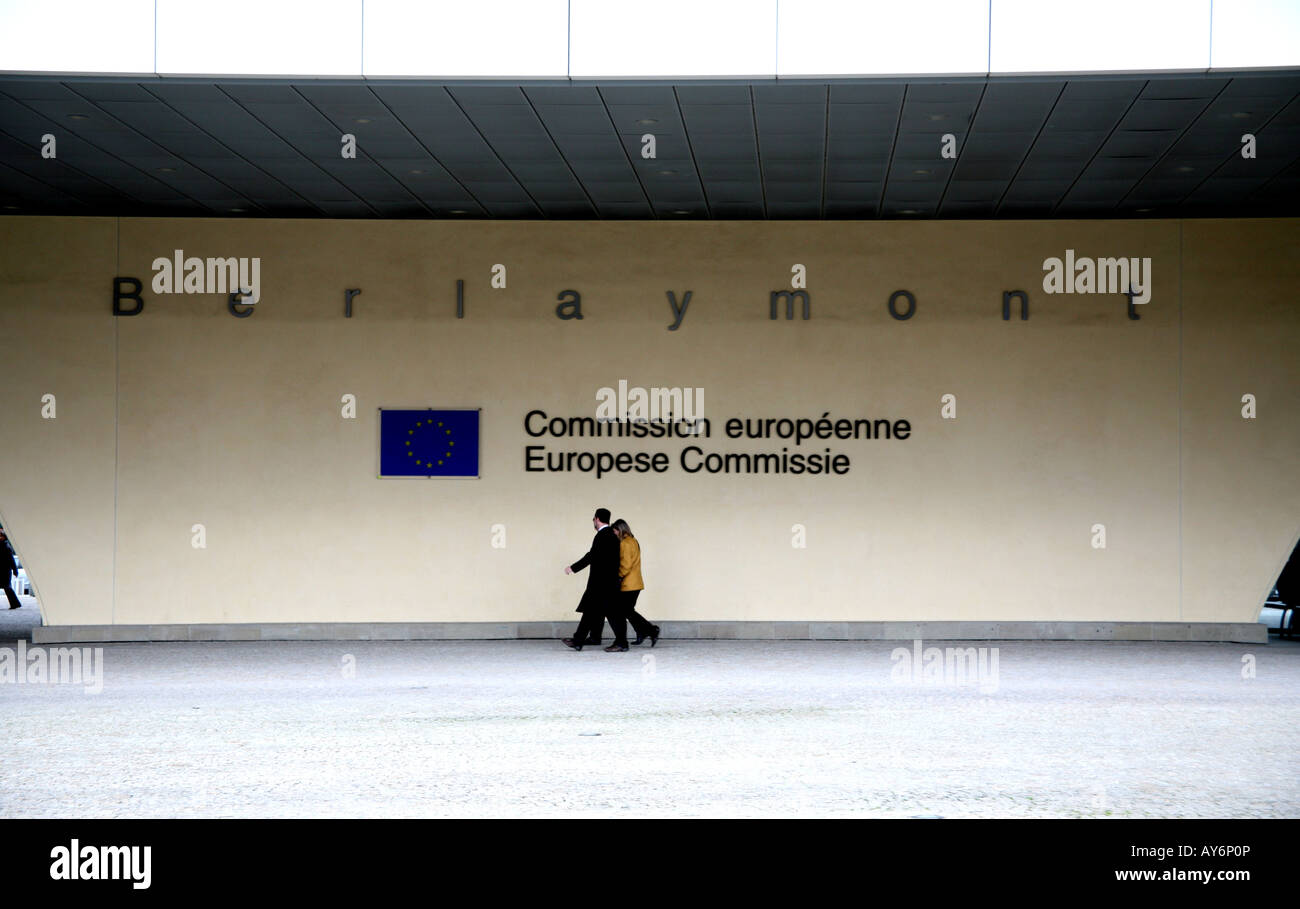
[108,251,1155,322]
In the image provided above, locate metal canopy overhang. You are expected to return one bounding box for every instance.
[1,71,1297,220]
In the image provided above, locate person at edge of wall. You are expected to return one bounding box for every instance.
[0,529,21,609]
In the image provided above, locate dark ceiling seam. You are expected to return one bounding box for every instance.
[0,111,126,210]
[669,84,711,219]
[364,86,508,217]
[1115,80,1233,211]
[290,84,436,218]
[818,84,828,218]
[215,83,381,217]
[0,155,94,210]
[993,82,1068,216]
[1176,86,1300,208]
[877,84,908,218]
[593,85,655,214]
[514,86,603,218]
[10,84,209,214]
[1250,149,1300,209]
[139,82,324,216]
[1050,79,1149,216]
[936,81,989,214]
[749,84,768,219]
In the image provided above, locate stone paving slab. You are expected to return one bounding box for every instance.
[1,633,1297,818]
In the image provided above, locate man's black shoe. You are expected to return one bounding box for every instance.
[604,643,629,652]
[562,638,583,651]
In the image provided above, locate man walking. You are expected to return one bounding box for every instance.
[562,508,626,652]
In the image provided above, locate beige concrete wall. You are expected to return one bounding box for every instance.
[0,218,117,626]
[0,216,1295,626]
[1181,221,1300,621]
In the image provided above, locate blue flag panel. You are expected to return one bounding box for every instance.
[380,409,479,478]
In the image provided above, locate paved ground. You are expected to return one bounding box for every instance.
[1,600,1297,818]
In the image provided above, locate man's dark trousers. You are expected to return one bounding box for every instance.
[602,595,629,648]
[572,598,605,644]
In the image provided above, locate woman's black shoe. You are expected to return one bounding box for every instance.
[649,625,661,647]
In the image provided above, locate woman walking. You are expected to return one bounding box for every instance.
[611,519,660,647]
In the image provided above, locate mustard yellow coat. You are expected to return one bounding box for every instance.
[619,536,645,592]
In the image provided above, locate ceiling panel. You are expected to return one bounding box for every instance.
[0,73,1295,220]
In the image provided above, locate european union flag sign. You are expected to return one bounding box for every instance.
[379,408,480,478]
